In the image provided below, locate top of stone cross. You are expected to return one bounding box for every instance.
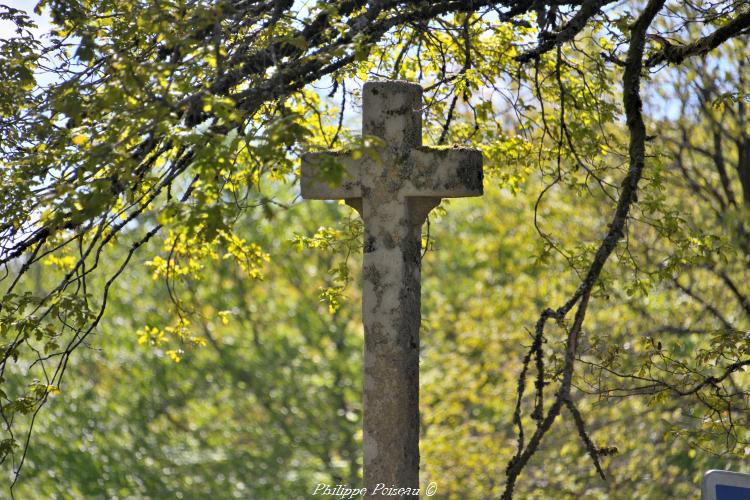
[364,80,421,92]
[362,81,423,152]
[300,80,483,201]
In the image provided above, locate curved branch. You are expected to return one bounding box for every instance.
[516,0,615,63]
[502,0,666,497]
[647,8,750,67]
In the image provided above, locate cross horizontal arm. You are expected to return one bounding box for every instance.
[300,150,361,200]
[401,146,483,198]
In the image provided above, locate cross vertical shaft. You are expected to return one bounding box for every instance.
[301,81,483,497]
[359,82,429,494]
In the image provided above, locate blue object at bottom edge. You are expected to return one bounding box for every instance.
[717,484,750,500]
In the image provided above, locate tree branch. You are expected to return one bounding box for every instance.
[502,0,666,496]
[647,8,750,66]
[516,0,614,63]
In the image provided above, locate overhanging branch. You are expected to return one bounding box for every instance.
[647,8,750,66]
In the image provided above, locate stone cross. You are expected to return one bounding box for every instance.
[301,81,483,496]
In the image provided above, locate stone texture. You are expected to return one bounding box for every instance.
[301,81,483,497]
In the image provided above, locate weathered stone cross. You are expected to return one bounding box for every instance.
[301,81,483,495]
